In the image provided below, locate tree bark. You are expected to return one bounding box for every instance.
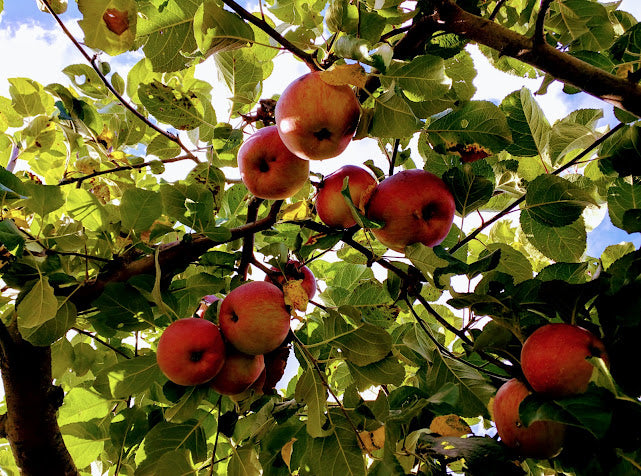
[0,321,78,475]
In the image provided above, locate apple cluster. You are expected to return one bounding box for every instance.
[156,264,316,398]
[493,323,609,458]
[239,71,457,253]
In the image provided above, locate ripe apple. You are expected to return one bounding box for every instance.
[219,281,291,355]
[262,344,290,395]
[275,72,361,160]
[520,323,609,397]
[209,349,265,396]
[156,318,226,386]
[365,169,456,252]
[494,378,566,459]
[315,165,378,228]
[195,294,220,318]
[237,125,309,199]
[264,260,317,300]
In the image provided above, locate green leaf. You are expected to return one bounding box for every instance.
[500,87,551,157]
[58,387,111,426]
[329,321,392,366]
[137,0,201,72]
[214,48,269,114]
[481,243,533,284]
[8,78,53,116]
[548,0,616,51]
[369,89,422,139]
[0,96,23,132]
[383,55,451,102]
[138,81,207,130]
[520,209,586,262]
[295,368,330,437]
[19,298,76,346]
[194,0,254,57]
[548,122,597,165]
[61,421,106,470]
[154,450,197,476]
[77,0,136,56]
[97,354,164,399]
[525,174,596,227]
[16,276,58,328]
[229,446,262,476]
[65,188,110,231]
[147,133,181,159]
[161,182,216,232]
[340,178,384,229]
[62,64,110,99]
[92,282,154,332]
[442,163,494,216]
[120,188,162,232]
[425,350,494,418]
[608,177,641,232]
[22,183,64,217]
[347,355,405,389]
[426,101,512,156]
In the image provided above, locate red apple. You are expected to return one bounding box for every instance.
[156,318,226,386]
[316,165,378,228]
[209,349,265,395]
[275,72,361,160]
[365,169,456,252]
[219,281,291,355]
[521,323,609,397]
[237,125,309,199]
[262,344,290,395]
[494,378,566,459]
[264,260,317,300]
[195,294,220,318]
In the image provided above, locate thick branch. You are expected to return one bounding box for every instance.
[420,0,641,117]
[68,201,283,310]
[238,197,264,280]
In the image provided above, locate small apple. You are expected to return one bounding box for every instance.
[237,125,309,200]
[275,72,361,160]
[264,260,317,300]
[209,349,265,396]
[156,318,226,386]
[195,294,220,318]
[494,378,566,459]
[219,281,291,355]
[365,169,456,252]
[521,323,609,397]
[315,165,378,228]
[262,344,290,395]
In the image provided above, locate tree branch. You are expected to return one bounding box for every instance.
[534,0,553,46]
[67,201,284,310]
[238,197,264,280]
[418,0,641,117]
[220,0,319,71]
[71,327,131,359]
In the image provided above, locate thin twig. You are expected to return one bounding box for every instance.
[71,327,131,359]
[404,297,510,381]
[488,0,508,21]
[220,0,318,71]
[208,395,223,476]
[449,122,626,254]
[58,155,199,186]
[534,0,554,45]
[292,333,371,455]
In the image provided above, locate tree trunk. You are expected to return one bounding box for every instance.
[0,321,78,475]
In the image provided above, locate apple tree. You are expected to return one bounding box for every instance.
[1,0,641,474]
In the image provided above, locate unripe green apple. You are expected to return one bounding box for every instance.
[521,323,609,397]
[315,165,377,228]
[365,169,456,252]
[209,349,265,396]
[156,318,226,386]
[237,126,309,199]
[275,72,361,160]
[494,379,566,459]
[219,281,291,355]
[264,260,317,300]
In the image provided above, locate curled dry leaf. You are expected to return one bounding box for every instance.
[358,425,385,453]
[283,280,309,312]
[430,414,472,438]
[319,64,368,89]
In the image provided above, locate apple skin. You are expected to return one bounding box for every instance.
[494,378,566,459]
[521,323,609,397]
[275,72,361,160]
[365,169,456,252]
[237,125,309,200]
[316,165,378,228]
[219,281,291,355]
[156,318,226,386]
[209,349,265,396]
[264,260,317,300]
[195,294,220,318]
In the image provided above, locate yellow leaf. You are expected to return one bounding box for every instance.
[358,425,385,453]
[281,438,297,469]
[283,280,308,312]
[280,201,311,221]
[319,64,368,89]
[429,414,472,437]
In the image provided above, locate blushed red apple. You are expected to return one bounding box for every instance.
[219,281,291,355]
[265,260,317,300]
[275,72,361,160]
[156,318,226,386]
[365,169,456,252]
[237,125,309,199]
[316,165,377,228]
[209,349,265,396]
[521,323,609,397]
[494,378,566,459]
[195,294,220,318]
